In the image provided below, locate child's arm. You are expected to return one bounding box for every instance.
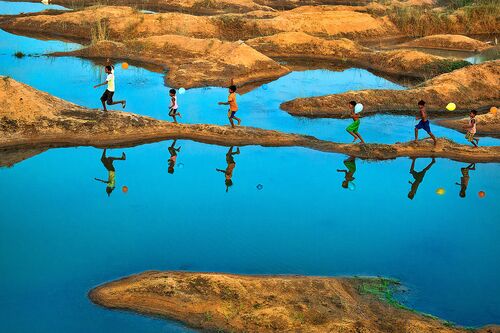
[93,81,107,88]
[337,169,347,174]
[215,168,226,173]
[94,178,108,183]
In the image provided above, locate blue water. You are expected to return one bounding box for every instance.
[0,2,499,332]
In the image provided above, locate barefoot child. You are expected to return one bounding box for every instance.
[94,148,126,196]
[346,101,364,143]
[168,89,182,123]
[455,163,475,198]
[93,65,126,112]
[463,110,479,148]
[218,85,241,128]
[216,146,240,192]
[414,100,437,145]
[407,157,435,200]
[167,139,181,174]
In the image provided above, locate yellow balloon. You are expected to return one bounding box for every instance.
[121,62,129,69]
[436,188,446,195]
[446,103,456,111]
[490,106,497,115]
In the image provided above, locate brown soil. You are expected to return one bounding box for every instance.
[399,34,494,52]
[281,60,500,118]
[0,5,398,42]
[52,36,290,89]
[437,111,500,138]
[2,76,499,163]
[247,32,467,79]
[89,271,500,333]
[0,147,48,167]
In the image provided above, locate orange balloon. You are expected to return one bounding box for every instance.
[478,191,486,198]
[122,186,128,193]
[121,62,129,69]
[490,106,497,115]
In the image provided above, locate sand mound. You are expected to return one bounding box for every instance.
[437,110,500,137]
[0,5,398,42]
[247,32,468,78]
[89,271,499,333]
[54,36,289,89]
[281,60,500,118]
[401,34,494,52]
[0,76,82,122]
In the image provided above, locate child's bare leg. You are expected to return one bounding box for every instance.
[234,116,241,125]
[414,128,419,142]
[172,115,177,123]
[471,139,478,148]
[101,99,107,111]
[109,100,125,107]
[347,131,358,142]
[229,118,235,128]
[355,132,365,143]
[429,132,437,146]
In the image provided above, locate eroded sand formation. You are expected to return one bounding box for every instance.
[398,34,494,52]
[281,60,500,118]
[1,77,499,163]
[89,271,500,333]
[247,32,470,79]
[0,5,397,42]
[53,37,290,89]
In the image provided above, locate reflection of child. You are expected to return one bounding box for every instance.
[94,148,126,196]
[167,139,181,174]
[408,157,435,200]
[346,101,364,143]
[455,163,475,198]
[337,156,356,189]
[463,110,479,148]
[216,146,240,192]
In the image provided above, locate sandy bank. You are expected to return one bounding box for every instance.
[1,76,499,163]
[436,111,500,138]
[247,32,470,79]
[89,271,499,333]
[399,34,494,52]
[281,60,500,118]
[0,5,397,42]
[52,36,289,89]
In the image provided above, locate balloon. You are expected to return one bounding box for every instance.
[348,182,356,191]
[354,103,364,114]
[478,191,486,198]
[436,188,445,195]
[178,88,186,94]
[490,106,497,115]
[122,186,128,193]
[256,184,263,190]
[446,103,456,111]
[121,62,129,69]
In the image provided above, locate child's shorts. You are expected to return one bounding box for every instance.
[415,120,431,133]
[346,119,360,133]
[100,89,114,105]
[228,111,237,119]
[169,108,178,116]
[465,131,475,142]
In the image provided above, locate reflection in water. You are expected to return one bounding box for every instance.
[216,146,240,192]
[94,148,126,196]
[408,157,435,200]
[337,156,357,190]
[456,163,476,198]
[168,139,181,174]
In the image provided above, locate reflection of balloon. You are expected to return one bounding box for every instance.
[121,62,129,69]
[256,184,263,190]
[178,163,184,169]
[262,84,268,91]
[478,191,486,198]
[178,88,186,94]
[354,103,364,114]
[348,182,356,191]
[436,188,445,195]
[490,106,497,115]
[122,186,128,193]
[446,103,456,111]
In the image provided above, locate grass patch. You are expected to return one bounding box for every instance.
[421,59,471,76]
[14,51,25,58]
[90,18,108,45]
[357,278,407,309]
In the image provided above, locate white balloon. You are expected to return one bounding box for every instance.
[178,88,186,94]
[354,103,364,114]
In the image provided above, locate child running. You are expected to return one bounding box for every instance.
[93,65,126,112]
[218,85,241,128]
[463,109,479,148]
[346,101,364,143]
[168,89,182,123]
[414,100,437,145]
[407,157,435,200]
[455,163,475,198]
[167,139,181,174]
[216,146,240,192]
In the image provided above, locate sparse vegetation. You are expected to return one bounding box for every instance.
[422,59,471,76]
[14,51,25,58]
[90,18,108,45]
[357,278,407,309]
